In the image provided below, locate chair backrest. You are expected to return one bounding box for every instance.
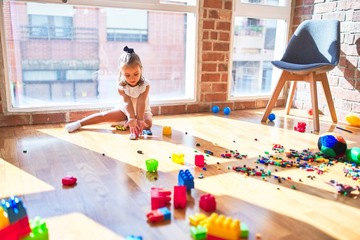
[281,20,340,66]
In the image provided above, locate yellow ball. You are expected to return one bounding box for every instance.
[345,114,360,127]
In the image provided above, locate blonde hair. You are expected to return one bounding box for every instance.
[117,46,144,87]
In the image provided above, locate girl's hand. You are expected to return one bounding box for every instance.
[124,118,140,137]
[137,119,149,134]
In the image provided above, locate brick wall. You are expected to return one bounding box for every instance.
[292,0,360,120]
[1,0,358,127]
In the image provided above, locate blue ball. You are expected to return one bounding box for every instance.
[223,107,231,115]
[268,113,276,121]
[212,105,220,113]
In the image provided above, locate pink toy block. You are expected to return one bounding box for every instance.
[151,187,171,210]
[195,155,205,167]
[173,186,187,209]
[199,193,216,212]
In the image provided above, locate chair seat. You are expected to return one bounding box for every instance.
[272,60,335,72]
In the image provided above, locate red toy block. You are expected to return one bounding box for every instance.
[146,207,171,223]
[62,176,77,186]
[173,186,187,209]
[195,154,205,167]
[207,234,226,240]
[199,193,216,212]
[151,187,171,210]
[294,122,306,132]
[0,216,31,240]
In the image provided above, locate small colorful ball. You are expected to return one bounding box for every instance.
[346,147,360,165]
[268,113,276,121]
[223,107,231,115]
[212,105,220,113]
[317,132,347,158]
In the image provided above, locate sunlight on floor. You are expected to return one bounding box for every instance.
[0,158,54,198]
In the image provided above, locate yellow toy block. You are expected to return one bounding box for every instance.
[201,213,240,240]
[0,207,10,230]
[189,213,207,226]
[163,126,172,135]
[172,153,184,165]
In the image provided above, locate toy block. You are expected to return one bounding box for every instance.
[125,235,143,240]
[1,196,28,223]
[178,169,194,191]
[206,235,225,240]
[151,187,171,210]
[146,159,158,172]
[195,155,205,167]
[199,193,216,212]
[189,213,207,226]
[22,216,49,240]
[0,207,10,229]
[240,222,249,238]
[174,186,187,209]
[0,216,31,240]
[172,153,185,165]
[162,126,172,135]
[201,213,240,240]
[294,122,306,132]
[146,207,171,223]
[190,225,207,240]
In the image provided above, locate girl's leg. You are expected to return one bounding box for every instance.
[144,113,153,130]
[65,109,126,133]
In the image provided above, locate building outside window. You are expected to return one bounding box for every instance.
[230,0,291,98]
[1,0,197,110]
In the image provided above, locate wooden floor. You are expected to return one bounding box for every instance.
[1,108,360,240]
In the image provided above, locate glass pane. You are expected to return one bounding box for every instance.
[160,0,197,6]
[2,1,195,108]
[231,17,285,97]
[240,0,287,7]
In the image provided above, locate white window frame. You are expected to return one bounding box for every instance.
[0,0,198,112]
[228,0,293,100]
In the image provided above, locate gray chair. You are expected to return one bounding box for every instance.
[261,19,340,132]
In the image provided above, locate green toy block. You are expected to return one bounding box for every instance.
[190,225,207,240]
[146,159,158,173]
[21,216,49,240]
[240,222,249,238]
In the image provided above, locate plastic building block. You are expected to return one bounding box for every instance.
[146,207,171,223]
[0,207,10,229]
[151,187,171,210]
[190,225,207,240]
[172,153,185,165]
[162,126,172,135]
[199,193,216,212]
[240,222,249,238]
[200,213,240,240]
[1,196,28,223]
[22,216,49,240]
[146,159,158,173]
[195,155,205,167]
[62,176,77,186]
[294,122,306,132]
[125,235,143,240]
[204,150,213,155]
[173,186,187,209]
[189,213,207,226]
[178,169,194,191]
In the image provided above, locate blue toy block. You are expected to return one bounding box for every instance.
[1,196,28,223]
[158,207,171,221]
[178,169,194,191]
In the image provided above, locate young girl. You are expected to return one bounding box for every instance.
[65,46,152,140]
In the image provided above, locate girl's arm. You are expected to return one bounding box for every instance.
[118,88,139,135]
[136,85,150,121]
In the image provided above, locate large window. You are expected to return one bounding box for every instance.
[1,0,197,110]
[230,0,291,98]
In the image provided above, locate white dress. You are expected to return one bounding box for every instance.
[117,78,152,116]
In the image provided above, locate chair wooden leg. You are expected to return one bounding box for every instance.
[285,81,297,115]
[261,71,289,122]
[308,73,320,132]
[320,73,338,123]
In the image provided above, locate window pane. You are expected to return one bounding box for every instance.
[2,0,195,109]
[231,17,285,97]
[240,0,287,7]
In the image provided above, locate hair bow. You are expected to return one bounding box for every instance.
[124,46,134,54]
